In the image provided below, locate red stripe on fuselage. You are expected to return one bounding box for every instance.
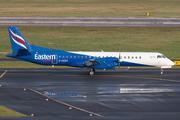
[10,33,27,47]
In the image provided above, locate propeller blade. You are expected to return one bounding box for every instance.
[118,51,121,68]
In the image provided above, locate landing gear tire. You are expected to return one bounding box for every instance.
[89,68,95,75]
[90,71,94,75]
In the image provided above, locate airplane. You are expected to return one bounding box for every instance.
[6,26,174,75]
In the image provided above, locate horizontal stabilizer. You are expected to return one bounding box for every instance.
[16,49,31,56]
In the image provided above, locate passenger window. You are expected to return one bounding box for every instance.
[124,56,126,59]
[132,56,133,59]
[81,56,83,58]
[78,56,80,58]
[59,56,61,58]
[135,56,137,59]
[139,56,141,59]
[70,56,72,58]
[74,56,76,58]
[85,56,87,58]
[128,56,130,59]
[66,56,68,58]
[63,56,64,58]
[89,56,91,58]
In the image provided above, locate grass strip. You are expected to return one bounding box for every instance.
[0,27,179,59]
[0,0,180,17]
[0,105,27,117]
[0,61,74,68]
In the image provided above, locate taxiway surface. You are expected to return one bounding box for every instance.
[1,17,180,27]
[0,68,180,120]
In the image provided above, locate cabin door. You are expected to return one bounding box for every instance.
[52,55,58,64]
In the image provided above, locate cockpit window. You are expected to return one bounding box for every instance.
[162,55,166,58]
[157,55,161,58]
[157,55,166,58]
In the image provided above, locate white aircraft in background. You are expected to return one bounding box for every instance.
[7,26,174,75]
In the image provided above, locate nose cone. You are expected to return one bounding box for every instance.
[167,60,175,66]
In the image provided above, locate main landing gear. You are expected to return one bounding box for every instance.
[89,68,95,75]
[161,68,163,75]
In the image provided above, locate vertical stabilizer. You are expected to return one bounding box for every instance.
[7,26,32,56]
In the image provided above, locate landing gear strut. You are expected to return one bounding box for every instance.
[89,68,95,75]
[161,68,163,75]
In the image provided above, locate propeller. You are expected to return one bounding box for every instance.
[118,50,121,68]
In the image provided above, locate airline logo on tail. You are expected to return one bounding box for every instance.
[10,29,27,49]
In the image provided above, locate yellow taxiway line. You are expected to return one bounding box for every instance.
[0,70,8,78]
